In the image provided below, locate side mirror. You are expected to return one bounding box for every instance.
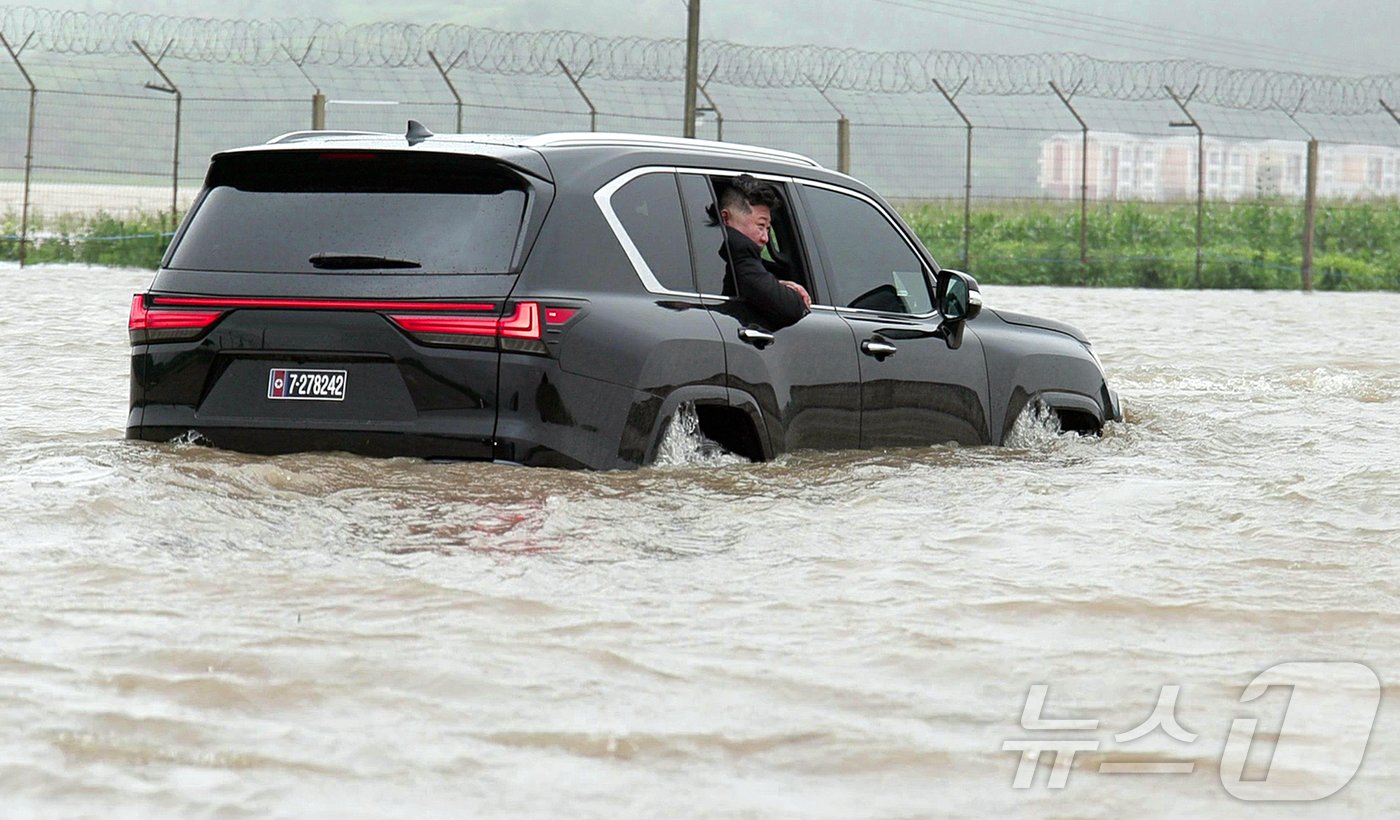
[933,269,983,350]
[936,269,982,322]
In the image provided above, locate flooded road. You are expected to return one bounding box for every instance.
[2,263,1398,818]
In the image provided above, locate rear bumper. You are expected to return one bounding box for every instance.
[129,424,493,460]
[128,358,662,470]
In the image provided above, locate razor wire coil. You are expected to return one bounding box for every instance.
[4,6,1400,115]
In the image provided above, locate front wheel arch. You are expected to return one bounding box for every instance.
[1002,390,1106,442]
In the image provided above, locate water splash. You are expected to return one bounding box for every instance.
[1003,400,1064,449]
[167,430,210,447]
[651,403,746,468]
[1282,367,1396,403]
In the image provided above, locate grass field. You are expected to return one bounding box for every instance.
[903,199,1400,290]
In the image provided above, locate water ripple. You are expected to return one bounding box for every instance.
[2,267,1399,815]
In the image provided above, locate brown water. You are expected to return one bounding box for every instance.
[2,264,1398,818]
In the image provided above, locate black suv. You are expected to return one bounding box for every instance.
[127,124,1121,469]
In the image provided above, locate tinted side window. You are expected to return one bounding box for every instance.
[802,186,931,314]
[612,173,694,293]
[677,174,729,296]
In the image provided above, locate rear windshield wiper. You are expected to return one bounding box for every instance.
[308,253,421,270]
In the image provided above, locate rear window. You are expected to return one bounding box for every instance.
[167,152,529,274]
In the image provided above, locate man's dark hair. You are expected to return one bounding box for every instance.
[719,174,781,214]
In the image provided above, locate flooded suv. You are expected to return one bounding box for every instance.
[127,124,1121,469]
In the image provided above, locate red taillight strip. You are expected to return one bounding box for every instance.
[142,308,225,329]
[152,296,495,312]
[129,294,221,330]
[129,294,225,343]
[499,303,542,339]
[131,294,571,350]
[387,302,541,340]
[387,314,501,336]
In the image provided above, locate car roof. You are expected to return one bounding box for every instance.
[234,126,824,176]
[262,128,820,166]
[519,133,822,169]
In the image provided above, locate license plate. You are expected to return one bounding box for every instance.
[268,368,347,401]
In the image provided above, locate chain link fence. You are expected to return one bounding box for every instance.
[4,8,1400,288]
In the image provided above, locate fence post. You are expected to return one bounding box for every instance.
[682,0,700,138]
[1,31,37,267]
[1049,81,1089,274]
[428,50,465,133]
[696,64,723,141]
[1166,85,1205,288]
[1302,139,1318,292]
[1378,102,1400,285]
[557,59,598,132]
[837,117,851,175]
[1280,101,1317,292]
[808,74,850,174]
[133,39,182,228]
[282,42,322,130]
[933,78,973,270]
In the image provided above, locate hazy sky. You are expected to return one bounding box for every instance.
[14,0,1400,76]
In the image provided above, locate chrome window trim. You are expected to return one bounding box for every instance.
[594,166,705,299]
[595,165,947,320]
[598,166,925,316]
[598,166,806,299]
[677,167,795,184]
[530,133,821,168]
[685,292,837,316]
[837,303,943,322]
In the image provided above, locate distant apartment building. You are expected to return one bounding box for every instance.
[1038,132,1400,201]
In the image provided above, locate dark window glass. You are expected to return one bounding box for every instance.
[168,153,529,274]
[678,174,729,296]
[802,186,932,314]
[760,187,814,300]
[612,173,694,292]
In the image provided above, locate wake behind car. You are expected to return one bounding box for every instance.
[127,123,1121,469]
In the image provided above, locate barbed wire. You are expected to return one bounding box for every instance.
[4,6,1400,115]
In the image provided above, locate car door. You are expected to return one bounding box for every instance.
[796,181,991,448]
[677,171,861,455]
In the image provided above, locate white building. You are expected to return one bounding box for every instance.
[1039,133,1400,201]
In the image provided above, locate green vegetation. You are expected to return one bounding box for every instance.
[901,199,1400,290]
[1,211,174,269]
[5,200,1400,291]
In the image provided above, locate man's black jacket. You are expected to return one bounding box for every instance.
[718,226,809,329]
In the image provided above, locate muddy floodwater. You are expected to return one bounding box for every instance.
[1,263,1398,818]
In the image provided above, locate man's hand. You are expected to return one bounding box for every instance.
[781,280,811,309]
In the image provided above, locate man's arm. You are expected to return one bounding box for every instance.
[725,230,809,329]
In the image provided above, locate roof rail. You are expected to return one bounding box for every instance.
[522,132,822,168]
[266,129,383,145]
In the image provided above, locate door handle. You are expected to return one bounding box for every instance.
[738,327,776,347]
[860,339,898,358]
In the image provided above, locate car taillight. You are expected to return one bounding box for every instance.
[543,307,577,325]
[388,302,575,354]
[128,294,224,345]
[498,302,543,347]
